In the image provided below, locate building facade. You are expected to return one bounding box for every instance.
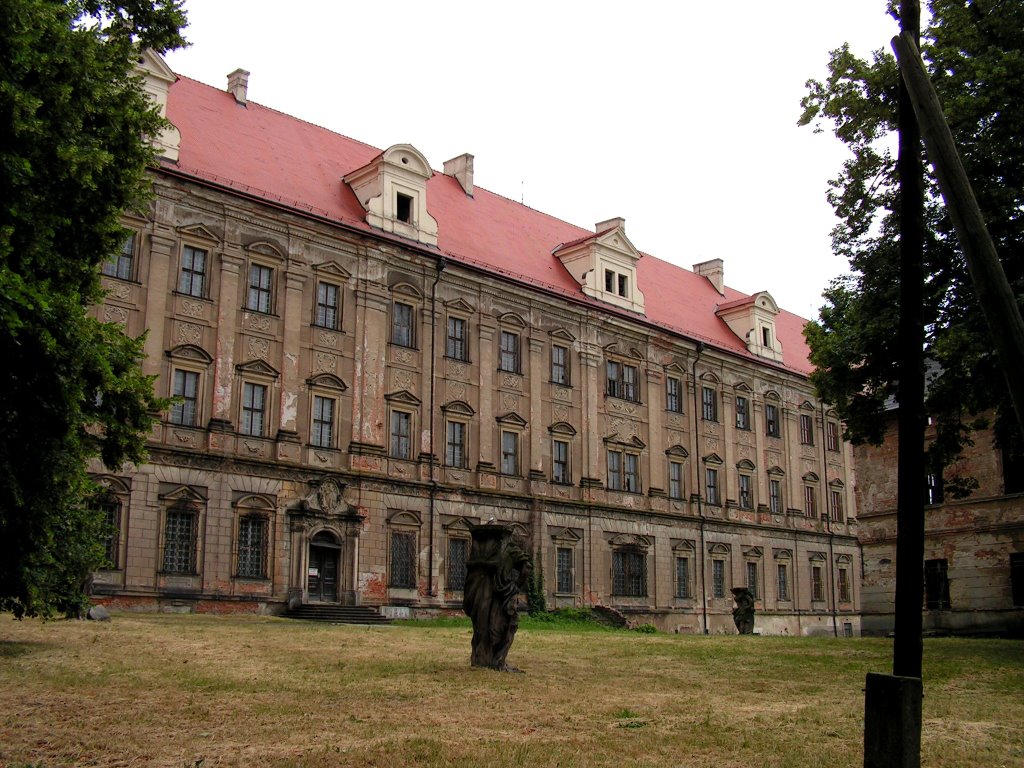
[88,53,861,635]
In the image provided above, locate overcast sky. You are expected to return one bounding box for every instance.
[163,1,898,320]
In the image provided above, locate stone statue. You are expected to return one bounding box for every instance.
[462,523,532,671]
[732,587,756,634]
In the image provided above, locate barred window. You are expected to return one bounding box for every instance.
[838,567,851,602]
[556,547,574,593]
[315,282,340,329]
[675,556,691,598]
[712,558,726,598]
[811,564,825,602]
[390,531,417,588]
[246,264,274,313]
[746,561,759,598]
[447,538,468,591]
[777,563,790,601]
[612,549,647,597]
[162,505,197,574]
[236,516,269,578]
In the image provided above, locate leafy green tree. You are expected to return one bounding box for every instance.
[799,0,1024,486]
[0,0,186,617]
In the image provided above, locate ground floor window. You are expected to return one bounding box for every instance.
[612,549,647,597]
[777,563,790,601]
[556,547,574,593]
[162,504,197,574]
[236,516,269,578]
[390,531,417,588]
[712,559,726,598]
[447,537,468,591]
[675,556,691,599]
[811,564,825,602]
[1012,553,1024,607]
[745,561,759,598]
[925,558,951,609]
[838,566,851,602]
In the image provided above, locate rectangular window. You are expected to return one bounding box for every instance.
[311,395,335,448]
[829,490,844,522]
[445,421,466,468]
[606,361,638,402]
[804,485,818,518]
[446,316,467,360]
[623,453,640,493]
[92,497,120,567]
[926,473,945,505]
[746,561,759,598]
[675,556,691,598]
[712,559,726,598]
[799,413,814,445]
[617,273,628,297]
[396,192,413,224]
[811,564,825,602]
[777,563,790,601]
[390,411,412,459]
[551,344,569,385]
[738,474,752,509]
[389,531,417,588]
[247,263,273,313]
[552,439,570,484]
[769,478,782,514]
[391,302,415,348]
[702,386,717,422]
[170,369,199,426]
[1011,553,1024,607]
[669,461,684,500]
[102,233,135,280]
[236,516,268,578]
[666,376,683,413]
[556,547,574,593]
[735,396,750,430]
[766,404,780,438]
[240,382,267,437]
[162,506,197,574]
[838,567,851,602]
[501,430,519,475]
[447,538,468,591]
[499,331,520,373]
[706,468,720,505]
[178,245,207,297]
[607,450,622,491]
[612,549,647,597]
[924,558,951,609]
[604,269,615,292]
[315,282,340,329]
[826,421,840,452]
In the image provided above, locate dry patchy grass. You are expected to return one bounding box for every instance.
[1,614,1021,767]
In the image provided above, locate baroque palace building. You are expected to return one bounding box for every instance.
[89,52,861,635]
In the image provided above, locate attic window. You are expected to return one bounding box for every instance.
[762,326,772,347]
[618,274,628,298]
[605,270,614,292]
[396,193,413,224]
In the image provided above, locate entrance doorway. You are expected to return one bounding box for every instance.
[307,531,341,603]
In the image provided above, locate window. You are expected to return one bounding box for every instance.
[762,326,772,347]
[391,302,415,348]
[178,245,207,297]
[501,430,519,475]
[746,561,759,598]
[706,468,720,505]
[240,382,268,437]
[618,273,628,298]
[669,461,684,500]
[556,547,574,593]
[604,269,615,292]
[447,538,468,591]
[311,395,335,448]
[315,282,340,329]
[811,564,825,602]
[102,233,135,280]
[777,563,790,601]
[607,450,640,493]
[735,396,750,430]
[838,567,851,602]
[390,411,412,459]
[552,439,570,484]
[445,421,467,468]
[804,484,818,518]
[666,376,683,413]
[246,264,273,313]
[396,192,413,224]
[1011,553,1024,607]
[499,331,520,373]
[612,549,647,597]
[829,489,844,522]
[236,516,268,578]
[702,386,717,422]
[170,369,200,426]
[162,504,197,574]
[826,421,840,452]
[551,344,569,385]
[91,496,121,568]
[766,404,780,438]
[738,474,753,509]
[675,557,691,598]
[924,558,951,609]
[712,559,726,598]
[446,316,468,360]
[926,473,945,505]
[389,531,417,588]
[799,413,814,445]
[769,478,783,514]
[606,361,638,402]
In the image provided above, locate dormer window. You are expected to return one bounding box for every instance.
[618,274,628,298]
[715,291,784,363]
[396,193,413,224]
[762,326,772,347]
[554,218,645,314]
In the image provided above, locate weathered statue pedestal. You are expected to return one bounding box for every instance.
[462,523,531,671]
[732,587,755,634]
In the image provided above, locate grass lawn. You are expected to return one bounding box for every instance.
[1,613,1021,767]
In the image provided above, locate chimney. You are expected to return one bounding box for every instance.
[694,258,725,295]
[443,153,474,197]
[595,217,625,234]
[227,68,250,105]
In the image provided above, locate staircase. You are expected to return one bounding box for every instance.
[282,603,392,625]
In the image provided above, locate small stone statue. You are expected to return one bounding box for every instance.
[732,587,756,634]
[462,523,532,671]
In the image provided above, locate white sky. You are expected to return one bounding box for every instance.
[163,1,899,320]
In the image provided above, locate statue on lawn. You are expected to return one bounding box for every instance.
[732,586,756,634]
[462,522,532,672]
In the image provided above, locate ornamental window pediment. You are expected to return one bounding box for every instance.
[554,218,645,314]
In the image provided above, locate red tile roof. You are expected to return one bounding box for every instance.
[164,75,813,376]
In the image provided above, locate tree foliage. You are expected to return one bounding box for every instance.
[799,0,1024,485]
[0,0,186,617]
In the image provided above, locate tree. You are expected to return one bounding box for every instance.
[799,0,1024,485]
[0,0,186,617]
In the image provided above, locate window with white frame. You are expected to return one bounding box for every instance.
[315,281,340,329]
[800,412,815,446]
[391,301,415,348]
[804,483,818,518]
[178,245,207,297]
[240,382,268,437]
[500,430,519,475]
[246,263,274,313]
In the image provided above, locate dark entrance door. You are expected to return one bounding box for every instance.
[307,532,341,603]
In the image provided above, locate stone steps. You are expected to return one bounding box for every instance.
[282,604,392,625]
